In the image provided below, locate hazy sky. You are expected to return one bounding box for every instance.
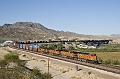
[0,0,120,35]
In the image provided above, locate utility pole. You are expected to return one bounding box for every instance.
[48,56,50,74]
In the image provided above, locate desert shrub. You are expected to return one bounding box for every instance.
[112,60,120,65]
[0,52,52,79]
[67,46,75,51]
[104,59,112,64]
[4,52,19,62]
[62,70,67,73]
[88,71,91,75]
[40,60,46,62]
[98,58,103,63]
[4,52,26,66]
[41,73,52,79]
[23,54,26,57]
[0,60,8,68]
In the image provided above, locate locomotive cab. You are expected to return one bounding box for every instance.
[88,53,98,64]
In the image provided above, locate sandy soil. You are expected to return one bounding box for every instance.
[0,47,9,60]
[1,47,120,79]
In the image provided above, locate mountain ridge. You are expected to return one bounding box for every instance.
[0,22,120,44]
[0,22,93,42]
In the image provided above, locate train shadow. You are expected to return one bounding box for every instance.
[21,60,30,62]
[77,69,82,71]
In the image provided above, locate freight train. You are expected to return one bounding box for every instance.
[12,43,98,64]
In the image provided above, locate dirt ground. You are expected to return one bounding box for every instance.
[1,47,120,79]
[0,47,9,60]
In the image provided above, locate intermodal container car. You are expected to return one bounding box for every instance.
[33,45,39,51]
[29,45,33,51]
[23,44,29,49]
[19,44,23,49]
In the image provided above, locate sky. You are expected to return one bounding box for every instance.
[0,0,120,35]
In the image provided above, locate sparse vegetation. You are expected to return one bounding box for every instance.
[40,60,46,62]
[67,46,75,51]
[29,67,52,79]
[23,54,26,57]
[0,51,52,79]
[95,52,120,65]
[62,70,67,73]
[104,59,112,65]
[104,59,120,65]
[88,71,91,75]
[112,60,120,65]
[77,44,120,52]
[98,58,120,65]
[98,58,103,63]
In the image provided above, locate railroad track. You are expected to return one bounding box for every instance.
[12,47,120,74]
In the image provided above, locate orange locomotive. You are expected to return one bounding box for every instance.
[76,52,98,63]
[47,49,60,55]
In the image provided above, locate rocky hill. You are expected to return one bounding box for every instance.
[0,22,90,41]
[0,22,120,43]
